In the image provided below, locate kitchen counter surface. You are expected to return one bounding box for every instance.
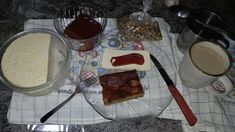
[0,0,235,131]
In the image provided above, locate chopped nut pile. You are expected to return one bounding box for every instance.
[117,17,162,41]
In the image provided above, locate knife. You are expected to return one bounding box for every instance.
[150,54,197,126]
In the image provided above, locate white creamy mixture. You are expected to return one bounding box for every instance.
[1,33,51,87]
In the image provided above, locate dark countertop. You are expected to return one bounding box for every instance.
[0,0,235,131]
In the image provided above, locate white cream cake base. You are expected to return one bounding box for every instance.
[1,33,51,87]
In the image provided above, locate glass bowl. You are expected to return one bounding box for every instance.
[54,2,107,51]
[81,50,176,123]
[0,29,71,96]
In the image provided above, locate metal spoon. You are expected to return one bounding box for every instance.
[170,5,235,40]
[169,5,191,18]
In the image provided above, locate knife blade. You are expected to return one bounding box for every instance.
[150,54,197,126]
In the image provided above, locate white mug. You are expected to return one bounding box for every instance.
[179,41,233,96]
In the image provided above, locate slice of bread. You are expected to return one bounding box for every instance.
[99,70,144,105]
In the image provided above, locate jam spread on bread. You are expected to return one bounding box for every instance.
[99,70,144,105]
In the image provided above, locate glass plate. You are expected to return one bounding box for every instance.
[82,49,177,123]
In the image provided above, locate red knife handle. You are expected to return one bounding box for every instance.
[168,85,197,126]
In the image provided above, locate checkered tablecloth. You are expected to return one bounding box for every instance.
[7,18,235,132]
